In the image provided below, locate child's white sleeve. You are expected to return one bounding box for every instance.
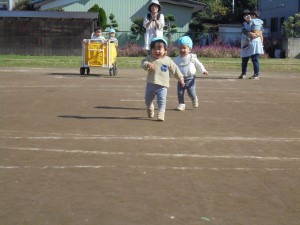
[143,15,149,29]
[192,54,207,73]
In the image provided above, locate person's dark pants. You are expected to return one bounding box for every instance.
[241,54,260,76]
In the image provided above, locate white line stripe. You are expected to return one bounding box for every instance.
[1,146,300,161]
[0,165,298,171]
[120,99,299,104]
[1,135,299,142]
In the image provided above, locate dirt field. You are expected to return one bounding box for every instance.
[0,67,299,225]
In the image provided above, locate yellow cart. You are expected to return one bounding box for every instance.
[80,39,117,76]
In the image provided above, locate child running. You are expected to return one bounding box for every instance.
[174,36,208,111]
[141,37,185,121]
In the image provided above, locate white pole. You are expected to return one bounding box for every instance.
[232,0,235,13]
[9,0,13,10]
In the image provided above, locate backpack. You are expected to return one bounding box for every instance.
[147,13,161,21]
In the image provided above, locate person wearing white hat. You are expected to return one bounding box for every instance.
[143,0,165,50]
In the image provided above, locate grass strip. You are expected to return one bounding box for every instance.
[0,55,299,72]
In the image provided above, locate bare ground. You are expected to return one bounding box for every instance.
[0,67,299,225]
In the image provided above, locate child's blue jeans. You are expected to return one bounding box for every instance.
[145,83,168,113]
[177,76,197,104]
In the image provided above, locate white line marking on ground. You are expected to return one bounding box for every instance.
[0,165,299,171]
[1,135,299,142]
[1,146,300,161]
[120,99,299,104]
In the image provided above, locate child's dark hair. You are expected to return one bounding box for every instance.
[94,27,102,32]
[150,40,167,50]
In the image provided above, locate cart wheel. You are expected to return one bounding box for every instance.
[87,68,90,75]
[109,68,113,76]
[113,63,117,76]
[80,67,85,75]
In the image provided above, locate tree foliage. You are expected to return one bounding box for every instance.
[130,18,146,40]
[13,0,32,10]
[107,13,119,31]
[164,14,177,44]
[88,4,107,29]
[190,0,258,33]
[283,13,300,37]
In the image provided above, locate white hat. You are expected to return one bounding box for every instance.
[148,0,162,12]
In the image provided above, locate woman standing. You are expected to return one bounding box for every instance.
[143,0,165,50]
[239,10,264,80]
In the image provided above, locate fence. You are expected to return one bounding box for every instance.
[0,16,94,55]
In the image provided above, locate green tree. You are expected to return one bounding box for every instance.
[88,4,107,29]
[107,13,119,31]
[98,7,107,29]
[222,0,258,23]
[164,14,177,44]
[191,0,258,29]
[13,0,32,10]
[283,13,300,37]
[130,18,145,40]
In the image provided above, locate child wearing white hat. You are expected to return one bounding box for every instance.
[174,36,208,111]
[143,0,165,50]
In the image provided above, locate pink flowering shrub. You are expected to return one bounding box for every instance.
[192,44,241,58]
[117,42,267,58]
[117,42,147,57]
[167,44,240,58]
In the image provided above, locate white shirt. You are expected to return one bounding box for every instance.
[143,13,165,50]
[174,53,207,77]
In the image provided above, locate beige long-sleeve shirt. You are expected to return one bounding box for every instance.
[141,55,184,88]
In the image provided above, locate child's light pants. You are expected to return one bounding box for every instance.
[145,83,167,113]
[177,76,197,104]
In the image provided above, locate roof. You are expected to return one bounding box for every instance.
[33,0,80,9]
[0,11,98,19]
[160,0,206,11]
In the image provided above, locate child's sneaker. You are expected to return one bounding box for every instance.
[239,74,246,79]
[157,112,165,121]
[177,104,185,111]
[147,104,154,118]
[193,96,199,108]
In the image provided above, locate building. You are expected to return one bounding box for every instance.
[33,0,206,34]
[0,0,13,10]
[258,0,300,38]
[0,11,98,55]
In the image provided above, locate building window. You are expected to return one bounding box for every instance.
[271,17,278,32]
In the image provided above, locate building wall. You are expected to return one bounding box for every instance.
[283,37,300,58]
[258,0,300,38]
[0,17,94,55]
[62,0,194,33]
